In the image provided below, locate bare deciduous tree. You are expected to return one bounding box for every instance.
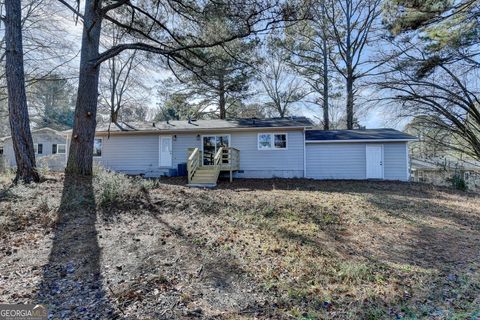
[261,51,307,118]
[325,0,382,129]
[59,0,293,175]
[98,27,152,128]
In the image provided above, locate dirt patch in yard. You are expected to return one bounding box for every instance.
[1,173,479,319]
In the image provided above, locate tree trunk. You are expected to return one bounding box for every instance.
[65,0,102,175]
[278,105,285,118]
[5,0,40,183]
[345,0,354,130]
[322,37,329,130]
[346,74,354,129]
[218,74,226,119]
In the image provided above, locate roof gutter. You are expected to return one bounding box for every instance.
[93,126,308,136]
[305,138,418,143]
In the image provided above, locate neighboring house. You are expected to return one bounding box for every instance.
[410,157,480,190]
[83,117,416,186]
[2,127,67,171]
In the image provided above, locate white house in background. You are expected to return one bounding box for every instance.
[1,127,67,171]
[76,117,416,186]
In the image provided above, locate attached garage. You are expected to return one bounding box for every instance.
[305,129,417,181]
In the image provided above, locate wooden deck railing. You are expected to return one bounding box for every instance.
[213,147,224,177]
[187,147,200,184]
[187,146,240,184]
[220,147,240,170]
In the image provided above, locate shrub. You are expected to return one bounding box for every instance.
[36,157,51,176]
[93,166,159,208]
[0,167,16,185]
[93,167,136,207]
[450,174,467,191]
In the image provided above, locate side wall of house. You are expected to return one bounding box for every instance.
[305,142,409,181]
[3,131,67,171]
[93,134,161,175]
[94,129,305,178]
[306,143,366,179]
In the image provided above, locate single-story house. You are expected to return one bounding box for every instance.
[84,117,416,186]
[1,127,67,171]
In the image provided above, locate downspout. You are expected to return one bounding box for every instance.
[303,128,307,178]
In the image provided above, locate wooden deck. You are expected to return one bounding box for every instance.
[187,147,240,186]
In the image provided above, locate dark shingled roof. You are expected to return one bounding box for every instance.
[96,117,314,132]
[305,128,417,141]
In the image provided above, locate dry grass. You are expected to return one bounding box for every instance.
[1,172,479,319]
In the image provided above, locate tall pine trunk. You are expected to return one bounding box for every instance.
[5,0,40,183]
[322,37,329,130]
[218,73,226,119]
[66,0,102,175]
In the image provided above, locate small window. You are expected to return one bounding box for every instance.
[53,144,66,154]
[57,144,66,154]
[34,143,43,154]
[93,138,102,157]
[258,133,272,150]
[258,133,287,150]
[274,134,287,149]
[0,147,3,155]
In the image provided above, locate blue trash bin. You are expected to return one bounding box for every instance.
[177,163,187,176]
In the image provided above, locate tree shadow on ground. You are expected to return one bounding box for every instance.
[98,189,273,318]
[37,174,120,319]
[365,194,480,271]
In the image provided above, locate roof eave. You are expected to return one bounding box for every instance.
[94,126,308,135]
[305,138,418,143]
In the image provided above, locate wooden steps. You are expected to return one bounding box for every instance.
[187,147,240,187]
[188,167,220,187]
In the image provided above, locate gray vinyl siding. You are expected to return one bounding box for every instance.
[306,142,409,181]
[3,130,67,171]
[231,131,304,178]
[94,134,160,175]
[306,143,366,179]
[94,130,305,178]
[172,134,199,169]
[383,143,408,181]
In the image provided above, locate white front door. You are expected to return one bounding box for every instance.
[366,144,383,179]
[159,136,173,167]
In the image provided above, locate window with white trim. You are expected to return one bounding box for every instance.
[93,138,102,157]
[52,144,66,154]
[34,143,43,154]
[258,133,287,150]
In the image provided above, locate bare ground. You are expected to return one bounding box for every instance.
[0,172,479,319]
